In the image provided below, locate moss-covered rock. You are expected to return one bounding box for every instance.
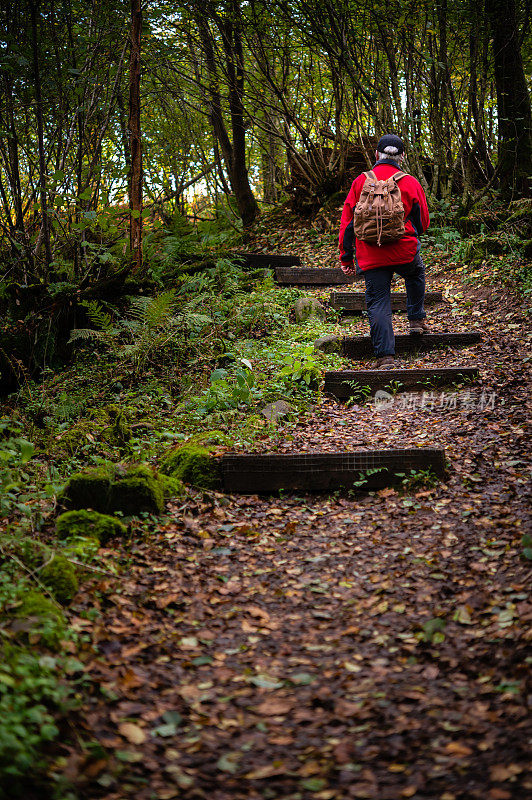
[56,404,131,455]
[160,444,221,489]
[109,465,164,515]
[293,297,326,323]
[59,467,112,513]
[60,463,168,516]
[40,556,78,605]
[16,591,66,649]
[56,509,127,544]
[463,234,506,261]
[159,474,186,500]
[15,538,51,571]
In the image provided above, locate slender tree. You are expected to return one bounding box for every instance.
[30,0,53,270]
[128,0,143,271]
[486,0,532,197]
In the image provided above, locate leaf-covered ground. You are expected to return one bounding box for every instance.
[61,220,531,800]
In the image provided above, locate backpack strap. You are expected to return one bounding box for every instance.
[393,171,407,181]
[364,170,377,181]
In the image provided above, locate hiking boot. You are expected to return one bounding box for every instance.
[409,319,431,335]
[375,356,396,369]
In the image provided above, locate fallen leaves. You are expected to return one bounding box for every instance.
[118,722,147,745]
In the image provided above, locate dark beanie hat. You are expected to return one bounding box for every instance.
[376,134,405,154]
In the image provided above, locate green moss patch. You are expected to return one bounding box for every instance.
[109,465,164,515]
[40,556,78,605]
[58,467,112,513]
[160,444,221,489]
[16,591,66,649]
[59,463,168,516]
[56,509,127,544]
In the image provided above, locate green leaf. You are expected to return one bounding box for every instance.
[301,778,327,791]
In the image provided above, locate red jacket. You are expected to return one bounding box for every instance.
[338,161,430,272]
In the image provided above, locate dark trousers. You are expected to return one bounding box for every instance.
[363,253,426,358]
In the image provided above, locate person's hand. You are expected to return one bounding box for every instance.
[341,262,356,276]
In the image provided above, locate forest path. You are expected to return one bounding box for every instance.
[69,266,531,800]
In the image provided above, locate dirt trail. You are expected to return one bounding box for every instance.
[68,267,531,800]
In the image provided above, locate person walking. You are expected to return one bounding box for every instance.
[338,134,430,368]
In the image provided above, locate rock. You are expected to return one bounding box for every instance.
[294,297,326,323]
[261,400,293,423]
[314,334,340,353]
[109,465,164,515]
[40,555,78,605]
[160,444,221,490]
[60,463,168,516]
[59,467,112,513]
[56,509,127,544]
[16,591,66,649]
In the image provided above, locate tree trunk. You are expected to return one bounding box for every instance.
[486,0,532,198]
[30,0,52,271]
[128,0,142,271]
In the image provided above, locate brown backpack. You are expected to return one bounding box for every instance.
[353,170,407,247]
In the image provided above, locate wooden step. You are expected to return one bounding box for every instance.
[324,367,479,400]
[220,449,446,493]
[275,267,361,286]
[330,291,443,312]
[341,332,482,359]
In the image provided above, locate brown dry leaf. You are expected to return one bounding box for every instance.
[246,605,270,623]
[490,764,522,781]
[118,721,147,744]
[117,668,144,691]
[445,742,473,757]
[254,698,293,716]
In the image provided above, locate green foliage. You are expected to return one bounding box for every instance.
[40,556,78,606]
[56,509,127,544]
[395,468,440,492]
[522,533,532,560]
[0,646,76,791]
[343,380,372,405]
[160,444,221,490]
[279,345,321,390]
[351,467,387,489]
[418,617,446,644]
[0,419,35,518]
[194,364,257,414]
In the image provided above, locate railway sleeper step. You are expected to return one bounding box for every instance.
[330,291,443,312]
[219,449,446,493]
[275,267,362,286]
[341,332,482,359]
[324,367,479,400]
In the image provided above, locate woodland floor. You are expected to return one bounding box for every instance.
[58,218,531,800]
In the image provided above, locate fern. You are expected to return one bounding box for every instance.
[67,328,110,344]
[80,300,114,332]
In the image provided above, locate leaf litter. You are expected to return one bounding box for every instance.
[64,219,531,800]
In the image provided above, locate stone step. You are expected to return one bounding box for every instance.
[330,291,443,312]
[341,332,482,359]
[220,449,446,493]
[324,367,479,400]
[275,267,361,286]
